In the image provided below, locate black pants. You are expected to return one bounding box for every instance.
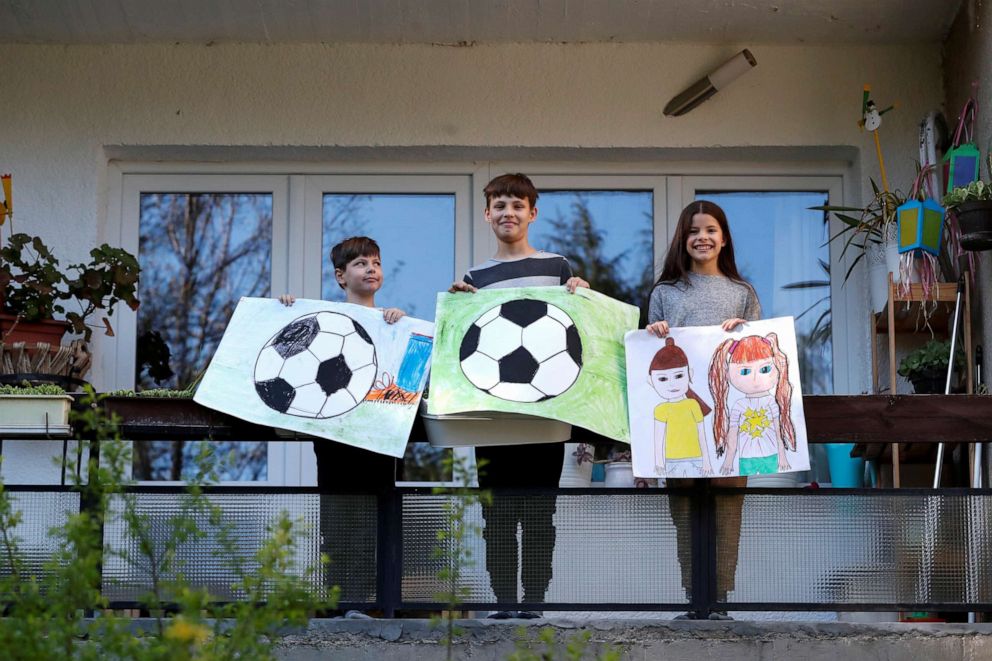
[314,441,395,603]
[476,442,564,605]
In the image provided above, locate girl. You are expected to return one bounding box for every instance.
[649,337,713,477]
[646,199,759,620]
[709,333,797,476]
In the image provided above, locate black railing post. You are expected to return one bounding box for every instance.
[689,480,715,617]
[377,485,403,618]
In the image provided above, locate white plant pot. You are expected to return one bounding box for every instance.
[866,242,890,314]
[559,442,594,487]
[420,398,571,448]
[604,461,635,488]
[885,240,921,284]
[747,471,801,488]
[0,395,73,436]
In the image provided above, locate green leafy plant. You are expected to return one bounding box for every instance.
[897,339,965,382]
[943,180,992,207]
[0,382,65,395]
[809,179,906,284]
[0,387,332,659]
[0,232,140,340]
[430,453,491,661]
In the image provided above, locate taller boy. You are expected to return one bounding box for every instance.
[451,173,587,617]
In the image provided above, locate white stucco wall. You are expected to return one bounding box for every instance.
[0,41,944,481]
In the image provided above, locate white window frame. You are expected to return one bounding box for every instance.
[104,159,862,487]
[107,173,291,485]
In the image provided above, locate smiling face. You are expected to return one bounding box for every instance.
[686,212,726,268]
[335,253,382,298]
[649,366,691,401]
[485,194,536,245]
[728,357,778,396]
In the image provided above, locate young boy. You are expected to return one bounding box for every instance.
[279,236,405,615]
[450,173,588,618]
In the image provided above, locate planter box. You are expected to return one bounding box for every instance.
[0,394,73,436]
[421,399,571,448]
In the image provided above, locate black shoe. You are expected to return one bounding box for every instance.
[673,611,701,620]
[707,611,733,621]
[487,611,515,619]
[515,611,542,619]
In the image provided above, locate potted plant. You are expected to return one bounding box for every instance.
[811,180,906,313]
[943,159,992,251]
[0,382,73,436]
[0,232,141,344]
[897,339,965,394]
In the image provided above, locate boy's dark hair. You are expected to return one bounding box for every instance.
[483,173,539,208]
[331,236,380,288]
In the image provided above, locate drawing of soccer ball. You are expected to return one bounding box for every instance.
[253,311,378,418]
[459,298,583,402]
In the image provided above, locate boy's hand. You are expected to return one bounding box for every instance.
[278,294,296,306]
[646,320,670,338]
[448,280,477,293]
[565,277,589,293]
[721,318,747,332]
[382,307,406,324]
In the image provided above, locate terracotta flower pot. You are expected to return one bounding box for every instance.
[0,313,70,345]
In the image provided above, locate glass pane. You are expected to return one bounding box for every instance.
[322,194,455,482]
[322,194,455,321]
[697,191,833,395]
[530,191,654,323]
[135,193,273,481]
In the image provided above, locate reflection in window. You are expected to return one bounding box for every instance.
[697,191,833,394]
[134,193,272,481]
[322,194,455,321]
[530,191,654,323]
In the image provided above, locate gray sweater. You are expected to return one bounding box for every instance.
[648,272,761,327]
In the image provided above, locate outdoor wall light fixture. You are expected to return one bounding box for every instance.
[663,49,757,117]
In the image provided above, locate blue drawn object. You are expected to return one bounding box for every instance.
[396,333,433,392]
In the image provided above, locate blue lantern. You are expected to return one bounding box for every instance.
[897,199,943,256]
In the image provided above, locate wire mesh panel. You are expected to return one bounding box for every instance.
[401,492,689,605]
[103,493,327,603]
[0,491,78,581]
[719,491,992,606]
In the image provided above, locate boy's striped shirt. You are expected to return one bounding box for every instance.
[462,251,572,290]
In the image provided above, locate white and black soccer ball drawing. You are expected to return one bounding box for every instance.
[253,311,377,418]
[459,298,583,403]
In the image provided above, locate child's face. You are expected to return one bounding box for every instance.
[728,357,777,396]
[335,253,382,297]
[685,213,725,266]
[485,195,536,245]
[649,366,690,401]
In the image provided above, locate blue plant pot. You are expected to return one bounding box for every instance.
[825,443,865,488]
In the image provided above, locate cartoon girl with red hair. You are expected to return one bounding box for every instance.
[708,332,796,476]
[649,337,713,477]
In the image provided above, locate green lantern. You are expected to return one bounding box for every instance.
[897,199,943,256]
[943,142,981,194]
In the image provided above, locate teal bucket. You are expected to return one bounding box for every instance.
[825,443,865,488]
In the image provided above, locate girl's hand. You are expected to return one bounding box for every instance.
[655,463,666,476]
[449,280,477,293]
[565,277,590,293]
[700,466,714,477]
[278,294,296,306]
[646,320,670,338]
[383,308,406,324]
[720,460,735,476]
[778,456,791,471]
[721,317,747,332]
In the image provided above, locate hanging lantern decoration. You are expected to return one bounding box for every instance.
[943,98,979,194]
[897,198,943,255]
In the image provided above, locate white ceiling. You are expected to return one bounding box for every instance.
[0,0,963,45]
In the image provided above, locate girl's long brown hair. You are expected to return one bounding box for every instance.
[649,337,712,417]
[708,333,796,457]
[654,200,747,287]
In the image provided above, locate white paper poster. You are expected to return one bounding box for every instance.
[625,317,809,479]
[195,297,434,458]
